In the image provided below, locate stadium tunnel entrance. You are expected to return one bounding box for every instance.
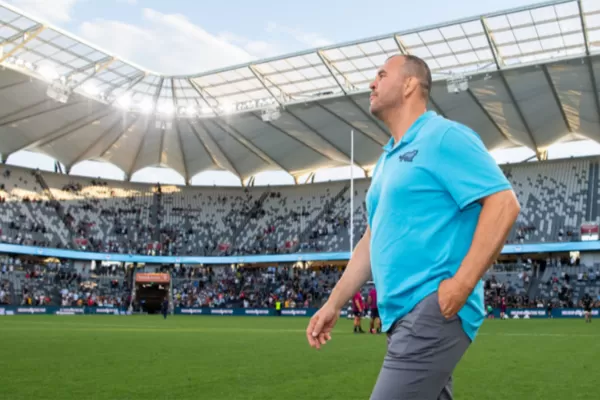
[134,273,170,314]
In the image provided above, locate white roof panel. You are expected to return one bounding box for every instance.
[0,0,598,180]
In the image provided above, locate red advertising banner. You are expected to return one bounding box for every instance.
[135,273,170,283]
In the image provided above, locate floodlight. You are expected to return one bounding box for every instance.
[117,95,131,110]
[83,84,99,96]
[185,105,196,116]
[446,74,468,94]
[38,65,59,81]
[220,102,234,114]
[200,107,212,114]
[139,98,153,114]
[261,107,281,122]
[46,80,71,103]
[157,102,174,116]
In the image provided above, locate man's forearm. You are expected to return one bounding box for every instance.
[454,190,520,291]
[327,232,372,310]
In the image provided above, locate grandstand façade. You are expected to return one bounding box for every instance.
[0,0,599,314]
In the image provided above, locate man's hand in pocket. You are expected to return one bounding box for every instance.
[438,278,471,319]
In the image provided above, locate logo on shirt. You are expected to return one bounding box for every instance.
[398,150,418,162]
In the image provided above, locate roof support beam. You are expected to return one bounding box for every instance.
[285,109,361,167]
[482,16,541,156]
[68,115,125,169]
[107,73,146,103]
[249,112,343,166]
[392,35,409,55]
[0,79,31,93]
[195,120,242,179]
[174,122,189,185]
[127,117,152,179]
[542,64,573,133]
[578,0,600,130]
[248,65,287,105]
[186,119,220,168]
[497,72,541,157]
[480,17,505,69]
[67,57,116,91]
[67,56,113,76]
[171,79,189,184]
[187,78,220,113]
[316,102,386,147]
[317,50,357,93]
[211,119,290,173]
[153,77,166,166]
[466,89,514,144]
[0,98,50,123]
[188,79,270,175]
[0,25,45,63]
[304,172,315,184]
[0,24,43,45]
[98,114,140,160]
[0,99,85,128]
[158,123,166,166]
[16,107,113,152]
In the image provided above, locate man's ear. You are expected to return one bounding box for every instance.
[404,76,419,98]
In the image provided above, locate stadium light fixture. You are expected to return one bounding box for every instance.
[185,105,196,116]
[200,107,212,115]
[220,102,234,114]
[117,94,131,110]
[37,65,59,81]
[83,83,99,96]
[446,74,468,94]
[157,101,175,116]
[139,97,154,114]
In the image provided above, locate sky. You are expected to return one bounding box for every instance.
[4,0,600,186]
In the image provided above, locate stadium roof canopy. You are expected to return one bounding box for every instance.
[0,0,599,183]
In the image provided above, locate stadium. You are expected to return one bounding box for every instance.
[0,0,600,398]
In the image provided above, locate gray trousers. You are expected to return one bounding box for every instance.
[370,292,471,400]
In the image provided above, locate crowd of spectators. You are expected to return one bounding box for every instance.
[171,265,343,309]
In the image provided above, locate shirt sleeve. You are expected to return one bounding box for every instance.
[435,125,512,210]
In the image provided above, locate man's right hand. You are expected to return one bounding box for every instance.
[306,303,340,350]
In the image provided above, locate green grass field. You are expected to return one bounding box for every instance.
[0,316,598,399]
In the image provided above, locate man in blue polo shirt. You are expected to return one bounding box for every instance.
[306,54,520,399]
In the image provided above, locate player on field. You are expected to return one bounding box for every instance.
[500,296,507,320]
[367,287,380,334]
[162,297,169,320]
[306,54,520,399]
[582,293,593,323]
[352,291,365,334]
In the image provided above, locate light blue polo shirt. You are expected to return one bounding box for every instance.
[366,110,512,341]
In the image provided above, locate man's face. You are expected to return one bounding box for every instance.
[369,56,406,119]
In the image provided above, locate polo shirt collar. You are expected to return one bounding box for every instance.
[382,110,437,153]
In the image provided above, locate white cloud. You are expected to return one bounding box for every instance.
[266,22,332,48]
[218,31,280,59]
[79,8,255,75]
[6,0,79,23]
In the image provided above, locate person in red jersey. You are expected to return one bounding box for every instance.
[368,287,381,334]
[352,291,365,334]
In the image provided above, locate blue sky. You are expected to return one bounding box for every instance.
[8,0,549,75]
[5,0,599,185]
